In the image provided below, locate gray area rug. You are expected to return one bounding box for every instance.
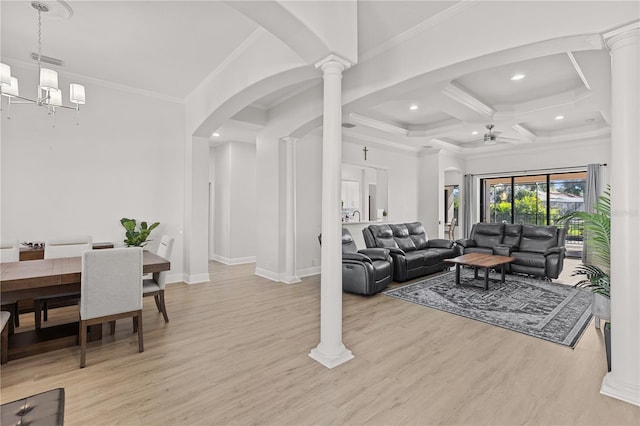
[383,270,592,347]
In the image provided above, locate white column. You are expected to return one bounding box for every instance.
[282,137,301,284]
[601,22,640,407]
[309,54,354,369]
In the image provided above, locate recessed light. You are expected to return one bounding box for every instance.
[510,73,526,81]
[212,132,220,137]
[555,115,564,120]
[409,104,419,111]
[472,131,478,135]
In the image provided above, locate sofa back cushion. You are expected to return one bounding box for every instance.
[341,228,358,254]
[503,224,522,247]
[473,223,504,247]
[390,224,416,251]
[406,222,429,250]
[368,224,399,249]
[519,225,558,253]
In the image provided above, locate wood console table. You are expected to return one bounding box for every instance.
[19,242,114,261]
[1,251,170,360]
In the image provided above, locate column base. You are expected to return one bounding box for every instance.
[309,345,354,369]
[601,372,640,406]
[281,275,301,284]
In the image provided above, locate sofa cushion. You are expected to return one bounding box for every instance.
[390,224,410,237]
[404,251,425,270]
[420,250,443,266]
[369,224,399,249]
[405,222,429,249]
[519,225,558,253]
[473,223,504,248]
[503,224,522,247]
[512,251,546,268]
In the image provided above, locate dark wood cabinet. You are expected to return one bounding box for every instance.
[18,242,114,261]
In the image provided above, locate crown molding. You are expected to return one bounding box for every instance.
[512,124,537,142]
[348,113,408,136]
[358,0,478,63]
[1,57,184,104]
[442,83,495,118]
[342,128,421,153]
[493,87,592,120]
[566,51,591,91]
[407,119,464,138]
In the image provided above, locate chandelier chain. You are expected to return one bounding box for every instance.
[37,7,42,69]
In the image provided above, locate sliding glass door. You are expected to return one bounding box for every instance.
[481,171,586,227]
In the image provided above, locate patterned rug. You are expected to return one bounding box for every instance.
[383,270,592,347]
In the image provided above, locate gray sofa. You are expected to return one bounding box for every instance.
[456,223,567,279]
[362,222,457,282]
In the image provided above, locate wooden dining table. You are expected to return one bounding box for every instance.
[0,250,170,361]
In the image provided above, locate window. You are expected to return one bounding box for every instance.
[481,171,586,229]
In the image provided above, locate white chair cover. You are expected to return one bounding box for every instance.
[0,240,19,263]
[80,248,143,320]
[45,236,92,259]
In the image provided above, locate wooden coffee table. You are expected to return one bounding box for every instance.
[444,253,515,290]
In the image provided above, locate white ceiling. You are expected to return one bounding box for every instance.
[2,1,637,154]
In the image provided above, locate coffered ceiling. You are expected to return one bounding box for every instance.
[2,1,637,155]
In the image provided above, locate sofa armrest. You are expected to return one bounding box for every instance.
[385,247,406,256]
[358,248,390,261]
[493,244,515,256]
[456,239,476,248]
[428,239,454,249]
[544,246,566,256]
[343,253,372,263]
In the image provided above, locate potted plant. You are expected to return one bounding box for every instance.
[120,218,160,247]
[559,187,611,370]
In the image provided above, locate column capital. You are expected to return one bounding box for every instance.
[314,54,352,73]
[280,136,298,144]
[603,21,640,50]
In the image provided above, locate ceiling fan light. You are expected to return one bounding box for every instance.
[70,83,86,104]
[39,68,59,92]
[0,63,11,86]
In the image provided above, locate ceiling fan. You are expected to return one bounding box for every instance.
[483,124,501,145]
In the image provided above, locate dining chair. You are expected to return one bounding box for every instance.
[79,247,144,368]
[34,236,92,329]
[143,235,174,322]
[448,217,457,241]
[0,240,21,331]
[1,310,10,364]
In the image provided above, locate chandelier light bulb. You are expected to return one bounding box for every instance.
[70,84,85,104]
[39,68,59,92]
[0,63,11,86]
[5,77,19,97]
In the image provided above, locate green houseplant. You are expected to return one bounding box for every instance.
[559,187,610,298]
[559,187,611,370]
[120,218,160,247]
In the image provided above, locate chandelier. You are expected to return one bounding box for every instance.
[0,1,86,126]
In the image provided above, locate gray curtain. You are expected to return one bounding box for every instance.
[463,174,474,238]
[582,163,601,263]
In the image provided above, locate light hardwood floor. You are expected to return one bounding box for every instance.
[1,259,638,425]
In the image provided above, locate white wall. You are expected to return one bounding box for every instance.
[1,66,185,281]
[294,134,421,274]
[210,141,256,264]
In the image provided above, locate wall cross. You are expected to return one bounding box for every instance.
[363,146,368,160]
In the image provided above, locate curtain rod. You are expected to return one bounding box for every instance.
[466,163,607,178]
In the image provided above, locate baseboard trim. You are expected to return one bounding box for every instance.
[211,254,256,265]
[297,266,320,278]
[601,372,640,406]
[254,267,281,282]
[183,273,211,284]
[165,273,184,284]
[281,275,302,284]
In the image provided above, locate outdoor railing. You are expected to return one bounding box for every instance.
[487,213,584,245]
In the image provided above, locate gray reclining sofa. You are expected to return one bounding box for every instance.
[456,223,567,279]
[362,222,457,282]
